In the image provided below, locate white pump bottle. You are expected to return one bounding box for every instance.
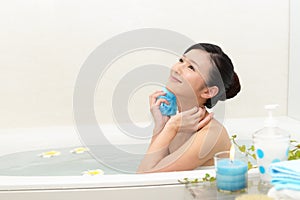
[253,104,290,184]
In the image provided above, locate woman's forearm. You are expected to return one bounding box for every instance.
[137,124,178,173]
[150,125,164,144]
[148,124,177,152]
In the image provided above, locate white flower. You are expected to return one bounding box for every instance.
[70,147,89,154]
[39,151,61,158]
[82,169,104,176]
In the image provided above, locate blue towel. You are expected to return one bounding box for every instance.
[270,160,300,191]
[157,87,177,116]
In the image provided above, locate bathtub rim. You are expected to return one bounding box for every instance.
[0,168,215,191]
[0,168,259,191]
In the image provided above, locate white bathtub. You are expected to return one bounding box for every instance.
[0,116,299,200]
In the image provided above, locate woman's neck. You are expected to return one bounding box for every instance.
[176,95,206,112]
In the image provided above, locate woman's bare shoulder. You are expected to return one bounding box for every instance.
[194,117,231,161]
[196,117,228,136]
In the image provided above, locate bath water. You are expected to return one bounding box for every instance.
[0,144,147,176]
[0,140,254,176]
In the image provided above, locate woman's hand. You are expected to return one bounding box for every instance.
[167,107,213,133]
[149,90,170,134]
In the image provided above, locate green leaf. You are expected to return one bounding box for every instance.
[238,145,246,153]
[191,178,199,183]
[295,150,300,158]
[209,177,216,182]
[178,174,216,184]
[248,145,255,152]
[248,161,253,170]
[178,179,187,184]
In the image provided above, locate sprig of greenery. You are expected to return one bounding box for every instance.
[178,173,216,184]
[231,135,300,165]
[288,140,300,160]
[231,135,257,160]
[231,134,257,170]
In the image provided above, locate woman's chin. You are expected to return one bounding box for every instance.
[165,84,176,94]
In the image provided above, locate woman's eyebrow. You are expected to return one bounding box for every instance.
[182,55,199,68]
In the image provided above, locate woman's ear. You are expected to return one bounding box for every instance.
[201,86,219,99]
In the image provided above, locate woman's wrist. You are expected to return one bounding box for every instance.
[166,116,179,131]
[152,120,176,137]
[163,118,179,137]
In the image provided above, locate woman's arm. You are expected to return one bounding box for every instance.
[138,122,205,173]
[137,122,178,172]
[138,119,230,173]
[137,107,213,173]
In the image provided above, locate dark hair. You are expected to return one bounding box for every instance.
[184,43,241,108]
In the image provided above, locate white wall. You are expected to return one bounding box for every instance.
[288,0,300,120]
[0,0,289,128]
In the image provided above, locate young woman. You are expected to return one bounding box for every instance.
[137,43,241,173]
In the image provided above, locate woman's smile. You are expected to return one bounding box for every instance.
[169,74,182,83]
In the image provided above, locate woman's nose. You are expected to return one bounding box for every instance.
[172,63,184,74]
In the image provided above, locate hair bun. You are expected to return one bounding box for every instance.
[226,72,241,99]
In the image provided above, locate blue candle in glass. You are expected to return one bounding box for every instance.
[214,146,248,192]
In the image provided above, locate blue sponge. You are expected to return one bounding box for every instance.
[157,87,177,116]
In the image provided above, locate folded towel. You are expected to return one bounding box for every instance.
[268,186,300,200]
[270,159,300,191]
[157,87,177,116]
[236,194,273,200]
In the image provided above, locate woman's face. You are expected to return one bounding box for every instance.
[166,49,212,99]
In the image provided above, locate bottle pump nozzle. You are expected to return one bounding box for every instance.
[264,104,279,127]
